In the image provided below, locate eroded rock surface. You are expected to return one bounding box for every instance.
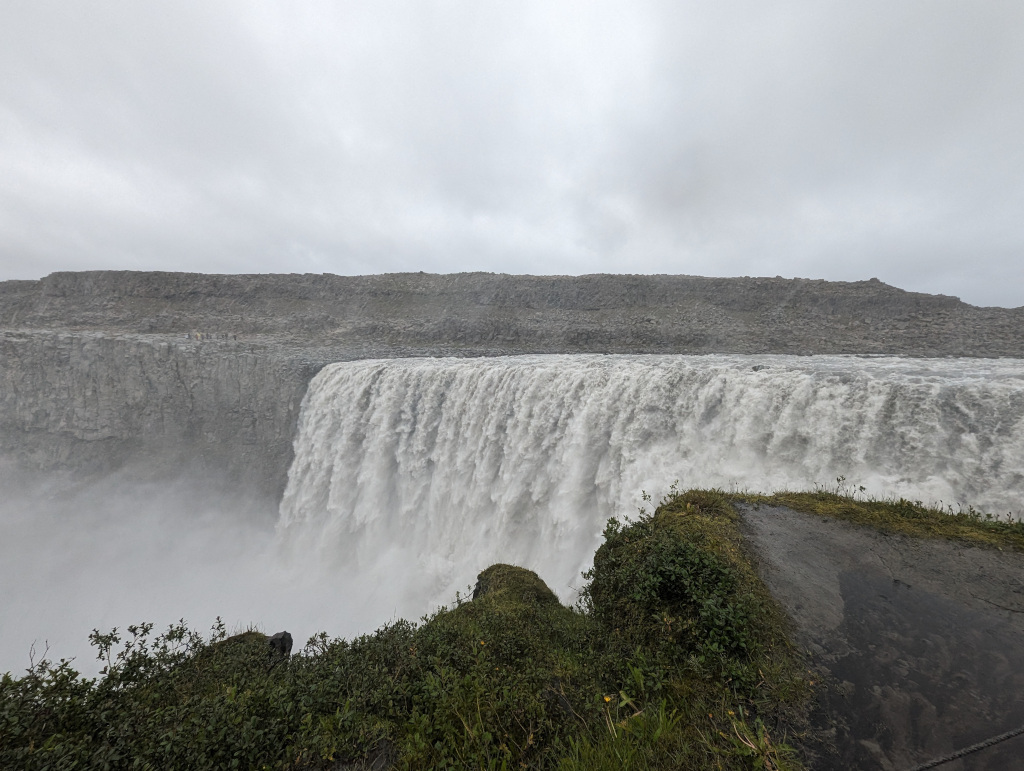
[738,503,1024,770]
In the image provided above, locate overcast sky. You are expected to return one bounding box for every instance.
[1,1,1022,307]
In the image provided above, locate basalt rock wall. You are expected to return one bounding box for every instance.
[0,331,323,498]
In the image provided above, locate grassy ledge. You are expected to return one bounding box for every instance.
[1,489,817,770]
[731,479,1024,553]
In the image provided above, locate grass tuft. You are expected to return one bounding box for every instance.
[734,477,1024,552]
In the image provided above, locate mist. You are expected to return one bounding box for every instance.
[0,466,425,677]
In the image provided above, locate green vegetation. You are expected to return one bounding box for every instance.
[734,476,1024,553]
[1,489,809,770]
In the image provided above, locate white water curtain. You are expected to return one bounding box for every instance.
[279,355,1024,609]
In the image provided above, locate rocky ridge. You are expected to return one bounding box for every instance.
[3,271,1023,355]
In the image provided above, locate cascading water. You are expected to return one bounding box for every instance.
[278,354,1024,621]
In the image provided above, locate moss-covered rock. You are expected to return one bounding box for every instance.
[471,563,560,606]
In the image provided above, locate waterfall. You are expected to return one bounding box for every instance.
[278,354,1024,616]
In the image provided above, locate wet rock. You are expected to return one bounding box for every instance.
[268,631,293,659]
[738,503,1024,771]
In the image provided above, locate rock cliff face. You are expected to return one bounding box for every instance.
[0,331,321,497]
[1,271,1022,497]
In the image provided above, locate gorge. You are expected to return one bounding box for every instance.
[2,271,1023,676]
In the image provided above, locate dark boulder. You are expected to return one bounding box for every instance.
[268,631,293,659]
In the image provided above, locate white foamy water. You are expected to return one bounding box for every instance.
[278,354,1024,618]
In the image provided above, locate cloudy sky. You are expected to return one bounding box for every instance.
[1,1,1022,306]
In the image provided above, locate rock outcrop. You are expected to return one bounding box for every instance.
[738,503,1024,770]
[2,271,1022,496]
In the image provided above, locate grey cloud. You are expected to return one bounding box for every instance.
[1,1,1022,306]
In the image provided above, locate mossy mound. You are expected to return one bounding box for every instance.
[472,563,561,606]
[585,489,782,682]
[198,630,269,660]
[1,489,810,770]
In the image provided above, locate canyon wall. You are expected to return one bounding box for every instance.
[0,331,321,497]
[2,271,1022,497]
